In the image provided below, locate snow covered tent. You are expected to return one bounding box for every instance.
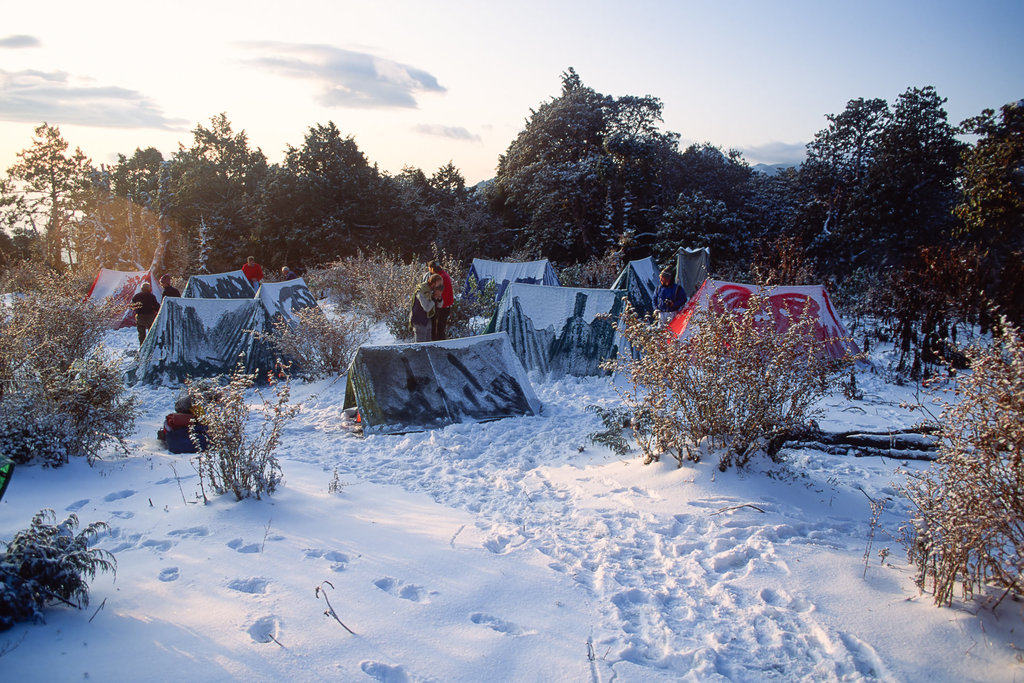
[666,280,861,360]
[343,333,542,435]
[256,277,318,325]
[86,268,161,328]
[611,256,659,315]
[462,258,560,302]
[125,297,277,386]
[182,270,254,299]
[486,283,627,377]
[675,247,710,300]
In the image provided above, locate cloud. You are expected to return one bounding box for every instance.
[413,123,480,142]
[0,69,189,130]
[0,34,41,49]
[239,42,445,108]
[739,141,807,166]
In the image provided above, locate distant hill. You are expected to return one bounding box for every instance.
[752,163,798,176]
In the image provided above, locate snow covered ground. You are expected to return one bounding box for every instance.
[0,323,1020,682]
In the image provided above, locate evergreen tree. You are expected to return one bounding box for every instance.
[167,114,268,272]
[493,68,682,263]
[4,124,94,269]
[955,99,1024,252]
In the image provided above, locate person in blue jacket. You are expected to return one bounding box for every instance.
[653,268,687,324]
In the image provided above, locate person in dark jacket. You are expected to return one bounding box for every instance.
[130,281,161,345]
[653,269,687,324]
[410,274,442,342]
[159,274,180,299]
[280,265,298,281]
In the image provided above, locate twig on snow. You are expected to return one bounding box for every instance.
[712,503,766,515]
[316,580,356,635]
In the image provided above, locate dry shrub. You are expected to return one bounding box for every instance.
[606,291,854,470]
[261,307,370,379]
[317,250,423,322]
[187,365,300,501]
[750,234,816,287]
[873,245,987,376]
[0,284,137,466]
[559,251,623,289]
[900,319,1024,607]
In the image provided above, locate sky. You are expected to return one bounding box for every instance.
[0,0,1021,185]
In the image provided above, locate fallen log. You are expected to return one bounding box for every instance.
[784,426,940,460]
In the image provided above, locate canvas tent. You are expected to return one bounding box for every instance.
[667,280,860,360]
[675,247,710,300]
[182,270,254,299]
[343,333,541,435]
[256,277,318,325]
[486,283,627,377]
[462,259,560,301]
[126,297,277,386]
[611,256,659,315]
[86,268,161,328]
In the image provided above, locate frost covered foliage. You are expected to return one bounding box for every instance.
[607,293,852,470]
[187,366,300,501]
[446,276,497,339]
[0,509,115,631]
[316,250,423,323]
[558,251,623,289]
[901,319,1024,607]
[0,392,78,466]
[260,307,370,380]
[0,285,139,465]
[0,285,113,393]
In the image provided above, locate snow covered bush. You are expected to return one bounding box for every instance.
[445,275,497,339]
[558,251,622,289]
[0,351,139,466]
[607,293,853,470]
[901,318,1024,607]
[0,287,111,399]
[259,307,370,379]
[0,509,115,631]
[187,365,300,501]
[0,391,79,466]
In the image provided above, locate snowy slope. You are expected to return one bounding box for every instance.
[0,324,1019,682]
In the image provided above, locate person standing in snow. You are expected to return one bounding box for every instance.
[159,274,180,300]
[242,256,264,290]
[129,281,161,345]
[410,274,442,342]
[653,268,687,324]
[426,259,454,340]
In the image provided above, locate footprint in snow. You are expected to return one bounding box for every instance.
[65,499,90,512]
[110,511,134,519]
[469,612,532,636]
[103,489,135,502]
[227,577,270,594]
[226,538,260,553]
[374,577,432,603]
[158,567,179,582]
[760,587,813,613]
[141,539,173,552]
[304,548,350,571]
[247,615,282,644]
[360,660,412,683]
[168,526,210,538]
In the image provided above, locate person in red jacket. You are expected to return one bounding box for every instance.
[242,256,264,290]
[427,259,454,340]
